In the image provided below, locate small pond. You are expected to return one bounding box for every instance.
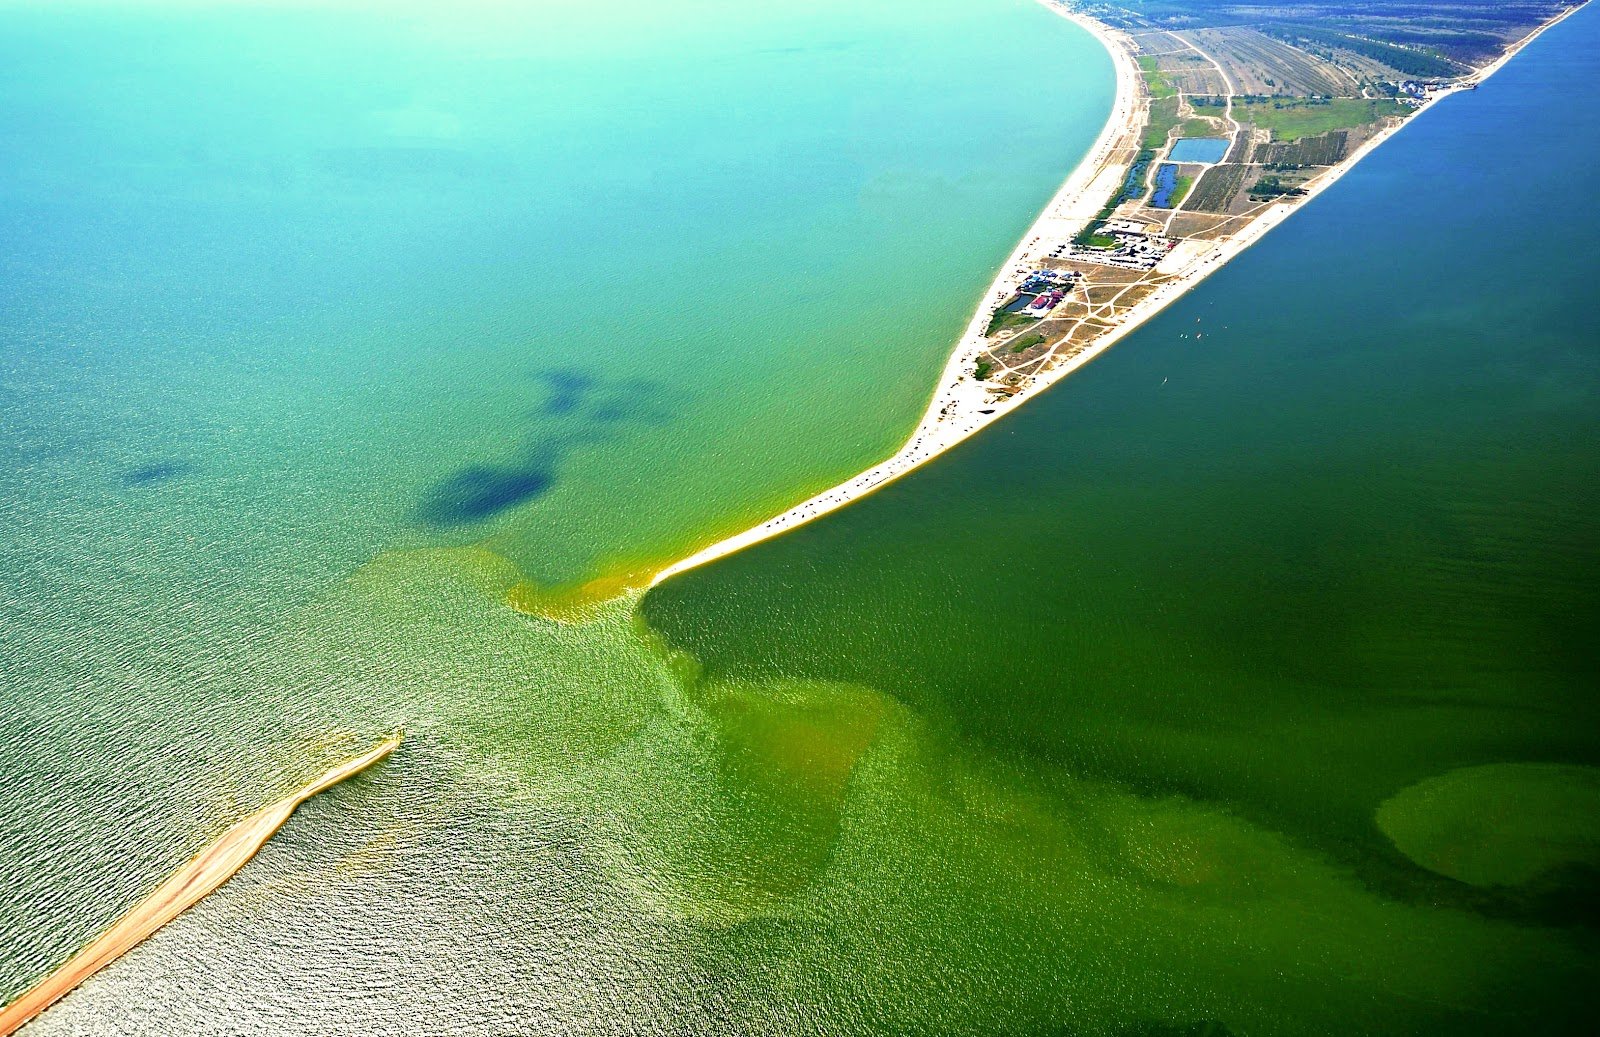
[1168,136,1230,164]
[1150,163,1182,208]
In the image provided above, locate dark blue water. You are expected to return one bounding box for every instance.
[1150,162,1181,206]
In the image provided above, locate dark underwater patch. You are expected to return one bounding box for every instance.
[122,460,192,487]
[536,370,596,416]
[417,465,553,525]
[414,370,680,527]
[533,369,672,424]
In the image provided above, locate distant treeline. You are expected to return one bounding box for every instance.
[1261,24,1462,78]
[1097,0,1566,26]
[1089,1,1569,65]
[1366,27,1507,64]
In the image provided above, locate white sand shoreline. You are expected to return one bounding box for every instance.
[648,1,1582,589]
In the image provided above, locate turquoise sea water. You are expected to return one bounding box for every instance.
[1,0,1124,1030]
[3,0,1598,1033]
[0,0,1111,592]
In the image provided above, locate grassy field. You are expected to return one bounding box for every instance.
[1169,172,1195,207]
[1139,55,1178,100]
[1238,96,1409,141]
[986,308,1039,337]
[1009,332,1046,354]
[1144,96,1183,149]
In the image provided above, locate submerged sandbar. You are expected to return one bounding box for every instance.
[0,734,402,1036]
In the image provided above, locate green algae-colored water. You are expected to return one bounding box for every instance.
[642,8,1600,1028]
[3,0,1599,1033]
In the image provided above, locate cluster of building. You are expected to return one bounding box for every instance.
[1394,79,1454,105]
[1064,222,1175,271]
[986,269,1078,335]
[1018,269,1076,295]
[1027,289,1067,314]
[1398,79,1451,96]
[1017,269,1077,316]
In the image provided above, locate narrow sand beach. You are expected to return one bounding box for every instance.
[650,0,1581,589]
[0,734,403,1036]
[650,3,1138,587]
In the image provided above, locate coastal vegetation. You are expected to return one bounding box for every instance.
[1150,163,1195,208]
[1121,148,1156,199]
[1169,172,1194,207]
[1261,23,1463,78]
[986,308,1039,337]
[1247,173,1308,199]
[1073,198,1124,246]
[1236,96,1408,140]
[1143,95,1182,149]
[1138,55,1178,99]
[1010,333,1046,353]
[1100,1,1572,67]
[1072,173,1129,244]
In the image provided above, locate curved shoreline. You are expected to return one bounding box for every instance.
[0,734,403,1037]
[651,2,1140,587]
[648,0,1583,590]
